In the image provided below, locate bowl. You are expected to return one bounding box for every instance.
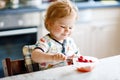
[73,56,99,72]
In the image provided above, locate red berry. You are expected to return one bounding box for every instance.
[78,58,83,62]
[79,56,83,59]
[89,60,93,63]
[84,59,88,62]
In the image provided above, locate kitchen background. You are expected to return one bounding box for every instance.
[0,0,120,78]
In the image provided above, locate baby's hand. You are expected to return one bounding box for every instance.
[52,53,66,62]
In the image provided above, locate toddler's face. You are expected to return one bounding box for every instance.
[49,14,76,42]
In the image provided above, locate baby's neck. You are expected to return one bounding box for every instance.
[48,34,64,44]
[59,40,64,43]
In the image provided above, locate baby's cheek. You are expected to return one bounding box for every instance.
[55,28,62,32]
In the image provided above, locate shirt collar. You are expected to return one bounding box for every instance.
[47,34,66,46]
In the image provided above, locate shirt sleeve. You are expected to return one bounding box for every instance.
[35,38,49,52]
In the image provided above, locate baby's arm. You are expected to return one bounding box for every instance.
[31,48,66,63]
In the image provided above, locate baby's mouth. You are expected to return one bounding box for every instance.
[62,34,68,37]
[62,33,70,36]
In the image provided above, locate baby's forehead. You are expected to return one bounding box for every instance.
[54,19,75,27]
[55,15,76,22]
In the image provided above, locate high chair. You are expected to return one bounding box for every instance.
[2,45,40,77]
[2,58,27,76]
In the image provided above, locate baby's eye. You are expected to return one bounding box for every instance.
[60,26,73,29]
[60,26,65,28]
[69,27,72,29]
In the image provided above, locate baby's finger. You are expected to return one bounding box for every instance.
[56,54,66,61]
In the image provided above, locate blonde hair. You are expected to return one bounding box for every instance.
[44,0,78,31]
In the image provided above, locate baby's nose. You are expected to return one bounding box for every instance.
[65,27,70,32]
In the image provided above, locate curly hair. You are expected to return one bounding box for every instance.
[44,0,78,31]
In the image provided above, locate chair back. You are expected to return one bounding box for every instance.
[22,45,40,72]
[2,45,40,77]
[2,58,27,77]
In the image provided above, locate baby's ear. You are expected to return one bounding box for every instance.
[45,20,51,31]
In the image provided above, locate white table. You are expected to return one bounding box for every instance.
[0,55,120,80]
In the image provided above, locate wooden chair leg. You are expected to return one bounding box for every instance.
[2,58,12,76]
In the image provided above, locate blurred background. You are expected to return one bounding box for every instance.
[0,0,120,78]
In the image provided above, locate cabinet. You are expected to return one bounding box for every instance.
[0,13,40,29]
[72,8,120,58]
[0,9,41,78]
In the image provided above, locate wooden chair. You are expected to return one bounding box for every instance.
[2,45,40,77]
[2,58,28,77]
[22,45,40,72]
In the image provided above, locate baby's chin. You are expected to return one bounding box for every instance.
[62,34,70,38]
[57,35,70,41]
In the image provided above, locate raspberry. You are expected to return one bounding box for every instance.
[84,59,88,62]
[89,60,93,63]
[77,56,93,63]
[79,56,83,59]
[78,58,83,62]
